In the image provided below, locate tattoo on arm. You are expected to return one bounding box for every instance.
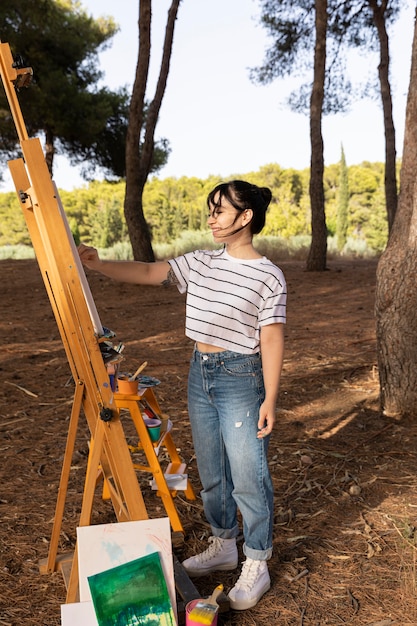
[161,267,179,287]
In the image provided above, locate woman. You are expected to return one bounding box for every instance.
[78,180,286,611]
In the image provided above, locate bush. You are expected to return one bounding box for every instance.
[98,241,133,260]
[255,235,312,262]
[0,233,380,262]
[327,235,377,258]
[0,245,35,259]
[154,230,218,258]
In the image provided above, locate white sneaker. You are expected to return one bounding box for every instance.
[228,558,271,610]
[182,536,238,578]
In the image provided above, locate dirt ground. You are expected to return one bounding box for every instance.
[1,256,417,626]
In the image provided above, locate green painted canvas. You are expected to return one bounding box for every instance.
[87,551,176,626]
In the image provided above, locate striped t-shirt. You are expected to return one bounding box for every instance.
[168,248,287,354]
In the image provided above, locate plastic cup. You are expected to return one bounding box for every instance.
[185,598,218,626]
[144,417,161,442]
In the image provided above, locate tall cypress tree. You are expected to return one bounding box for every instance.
[336,145,349,251]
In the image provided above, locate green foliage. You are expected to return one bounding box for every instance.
[251,0,401,115]
[142,176,222,244]
[247,164,310,238]
[348,161,388,251]
[0,0,169,181]
[0,192,30,246]
[0,160,392,256]
[59,180,128,248]
[68,217,81,246]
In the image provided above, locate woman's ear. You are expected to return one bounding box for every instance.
[242,209,253,225]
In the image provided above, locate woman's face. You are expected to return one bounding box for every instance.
[207,192,249,242]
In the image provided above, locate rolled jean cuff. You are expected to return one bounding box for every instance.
[243,543,272,561]
[211,525,240,540]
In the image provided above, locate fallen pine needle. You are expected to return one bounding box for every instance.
[5,381,38,397]
[291,568,309,582]
[389,516,417,552]
[0,416,29,429]
[347,588,360,614]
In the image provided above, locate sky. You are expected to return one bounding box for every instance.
[1,0,415,191]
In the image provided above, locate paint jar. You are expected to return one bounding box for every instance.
[160,413,170,433]
[144,418,161,442]
[185,598,218,626]
[117,376,139,395]
[106,362,119,392]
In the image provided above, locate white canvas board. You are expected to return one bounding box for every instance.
[77,518,176,620]
[53,181,103,335]
[61,601,98,625]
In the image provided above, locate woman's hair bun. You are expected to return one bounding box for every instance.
[259,186,272,209]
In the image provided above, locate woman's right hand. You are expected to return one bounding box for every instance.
[78,243,100,269]
[77,243,173,286]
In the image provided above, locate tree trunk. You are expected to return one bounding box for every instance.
[369,0,397,232]
[375,8,417,418]
[124,0,181,261]
[306,0,328,271]
[44,127,54,177]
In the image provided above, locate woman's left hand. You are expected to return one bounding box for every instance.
[257,401,275,438]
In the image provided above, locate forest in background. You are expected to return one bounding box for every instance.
[0,159,391,257]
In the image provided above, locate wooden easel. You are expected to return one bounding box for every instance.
[0,41,198,611]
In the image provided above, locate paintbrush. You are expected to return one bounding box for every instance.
[188,584,223,624]
[128,361,147,381]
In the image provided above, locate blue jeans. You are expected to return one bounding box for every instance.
[188,348,274,561]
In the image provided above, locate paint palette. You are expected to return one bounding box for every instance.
[137,376,161,387]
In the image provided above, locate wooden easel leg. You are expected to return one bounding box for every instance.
[65,550,79,604]
[40,381,84,574]
[79,419,106,527]
[65,417,106,603]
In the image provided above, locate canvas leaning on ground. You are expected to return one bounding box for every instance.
[88,551,176,626]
